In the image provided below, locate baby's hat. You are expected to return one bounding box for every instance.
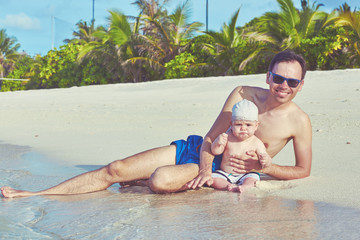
[232,99,258,121]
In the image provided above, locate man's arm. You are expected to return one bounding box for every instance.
[263,114,312,179]
[236,113,312,180]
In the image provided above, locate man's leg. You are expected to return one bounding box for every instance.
[149,163,200,193]
[1,145,177,198]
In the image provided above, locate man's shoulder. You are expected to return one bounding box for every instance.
[290,102,309,119]
[289,103,311,129]
[234,85,268,99]
[235,85,267,92]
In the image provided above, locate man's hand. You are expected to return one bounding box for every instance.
[229,151,262,173]
[186,170,213,189]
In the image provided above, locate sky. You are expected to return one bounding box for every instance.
[1,0,359,56]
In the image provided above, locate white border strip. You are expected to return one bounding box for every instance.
[0,78,29,81]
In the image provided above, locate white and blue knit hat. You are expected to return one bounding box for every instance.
[232,99,258,121]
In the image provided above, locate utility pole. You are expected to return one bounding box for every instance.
[206,0,208,32]
[51,16,55,50]
[92,0,95,24]
[301,0,307,10]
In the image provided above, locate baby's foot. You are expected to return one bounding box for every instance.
[227,184,240,192]
[227,184,252,193]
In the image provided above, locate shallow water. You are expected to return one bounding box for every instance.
[1,144,360,239]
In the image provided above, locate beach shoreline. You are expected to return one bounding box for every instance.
[0,69,359,209]
[1,143,360,239]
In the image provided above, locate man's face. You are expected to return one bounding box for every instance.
[266,61,304,103]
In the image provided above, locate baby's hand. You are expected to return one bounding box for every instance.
[217,133,228,146]
[258,152,272,168]
[211,133,229,155]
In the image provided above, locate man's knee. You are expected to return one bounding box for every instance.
[149,164,199,193]
[148,167,175,194]
[105,160,126,181]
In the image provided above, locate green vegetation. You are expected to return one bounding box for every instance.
[0,29,20,79]
[1,0,359,91]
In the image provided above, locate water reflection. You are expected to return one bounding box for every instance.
[130,189,319,239]
[2,185,360,239]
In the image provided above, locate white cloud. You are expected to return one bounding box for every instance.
[0,13,41,30]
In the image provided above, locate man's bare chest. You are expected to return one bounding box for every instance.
[255,116,293,155]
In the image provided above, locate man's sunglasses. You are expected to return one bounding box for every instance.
[269,72,302,88]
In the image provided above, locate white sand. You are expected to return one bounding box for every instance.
[0,69,359,209]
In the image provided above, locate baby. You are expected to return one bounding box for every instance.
[211,99,271,192]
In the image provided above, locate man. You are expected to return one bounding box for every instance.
[188,50,312,189]
[1,50,311,198]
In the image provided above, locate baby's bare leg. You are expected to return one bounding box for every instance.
[211,178,232,191]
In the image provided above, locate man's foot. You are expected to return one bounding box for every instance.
[1,186,35,198]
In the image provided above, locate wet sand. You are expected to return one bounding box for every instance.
[1,145,360,239]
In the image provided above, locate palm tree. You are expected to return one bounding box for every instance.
[257,0,328,49]
[203,8,244,75]
[79,1,202,82]
[168,1,203,56]
[65,21,105,44]
[0,29,20,78]
[78,10,166,82]
[78,10,141,82]
[335,4,360,56]
[132,0,170,36]
[336,3,352,13]
[239,0,331,71]
[136,0,202,64]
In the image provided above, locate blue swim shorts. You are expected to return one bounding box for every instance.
[171,135,222,172]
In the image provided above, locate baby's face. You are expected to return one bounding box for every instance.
[231,120,258,140]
